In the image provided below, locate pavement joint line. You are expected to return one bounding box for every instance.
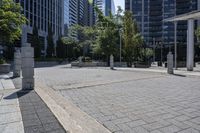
[35,83,111,133]
[52,75,166,91]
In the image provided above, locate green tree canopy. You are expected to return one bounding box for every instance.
[94,6,119,63]
[0,0,27,44]
[122,11,143,67]
[46,26,55,57]
[32,25,41,58]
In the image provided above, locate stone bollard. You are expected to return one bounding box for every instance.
[167,52,174,74]
[110,55,114,70]
[21,43,34,90]
[13,49,21,77]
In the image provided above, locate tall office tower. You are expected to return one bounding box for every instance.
[125,0,149,43]
[95,0,115,16]
[125,0,199,60]
[176,0,198,45]
[15,0,64,53]
[64,0,70,36]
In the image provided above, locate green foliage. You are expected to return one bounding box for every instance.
[56,37,66,59]
[0,58,6,64]
[140,48,154,62]
[0,0,27,44]
[46,26,55,57]
[32,25,41,58]
[195,26,200,48]
[122,11,143,67]
[71,25,97,56]
[62,37,81,60]
[94,6,119,63]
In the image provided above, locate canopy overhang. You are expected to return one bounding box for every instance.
[164,10,200,22]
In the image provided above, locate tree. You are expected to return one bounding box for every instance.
[94,7,118,64]
[56,37,66,59]
[46,26,54,57]
[195,26,200,48]
[0,0,27,44]
[122,11,143,67]
[32,25,41,58]
[71,25,97,57]
[62,37,81,60]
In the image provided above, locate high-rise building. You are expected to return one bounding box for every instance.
[95,0,115,16]
[15,0,64,54]
[125,0,199,61]
[125,0,149,42]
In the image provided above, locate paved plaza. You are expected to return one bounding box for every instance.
[35,65,200,133]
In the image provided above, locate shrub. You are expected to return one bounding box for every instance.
[0,58,6,64]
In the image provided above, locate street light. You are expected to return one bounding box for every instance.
[153,38,156,62]
[174,21,177,69]
[119,29,123,66]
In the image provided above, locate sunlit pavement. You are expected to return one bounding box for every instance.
[35,65,200,133]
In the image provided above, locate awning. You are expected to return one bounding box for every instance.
[164,10,200,22]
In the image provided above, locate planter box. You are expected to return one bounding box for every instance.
[134,62,150,68]
[0,64,11,73]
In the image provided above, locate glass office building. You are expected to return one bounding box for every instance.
[95,0,115,16]
[15,0,64,53]
[125,0,199,61]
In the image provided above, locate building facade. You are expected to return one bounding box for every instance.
[95,0,115,16]
[125,0,199,61]
[15,0,64,55]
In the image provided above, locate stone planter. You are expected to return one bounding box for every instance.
[134,62,150,68]
[0,64,11,73]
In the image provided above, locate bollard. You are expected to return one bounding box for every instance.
[167,52,174,74]
[21,43,34,90]
[13,49,21,77]
[110,55,114,70]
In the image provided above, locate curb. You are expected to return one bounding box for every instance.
[35,83,111,133]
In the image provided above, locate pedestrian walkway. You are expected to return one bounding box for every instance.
[0,74,24,133]
[0,74,66,133]
[116,66,200,77]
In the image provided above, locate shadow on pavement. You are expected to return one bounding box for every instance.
[172,74,186,77]
[3,90,33,100]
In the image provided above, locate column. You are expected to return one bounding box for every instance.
[174,21,177,69]
[187,19,194,71]
[21,43,34,90]
[167,52,174,74]
[13,49,21,77]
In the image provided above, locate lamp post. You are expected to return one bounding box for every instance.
[153,38,156,62]
[119,29,122,66]
[174,21,177,69]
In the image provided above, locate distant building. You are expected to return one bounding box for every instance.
[125,0,200,61]
[95,0,115,16]
[15,0,64,55]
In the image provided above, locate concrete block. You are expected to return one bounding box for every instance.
[22,78,34,90]
[22,68,34,78]
[21,47,34,58]
[167,52,174,74]
[110,55,114,70]
[21,58,34,68]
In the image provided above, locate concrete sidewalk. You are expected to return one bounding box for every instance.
[0,74,24,133]
[116,67,200,77]
[0,74,67,133]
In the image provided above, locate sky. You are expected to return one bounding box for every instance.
[114,0,125,12]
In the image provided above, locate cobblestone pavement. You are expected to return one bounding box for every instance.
[17,90,66,133]
[35,65,200,133]
[0,74,24,133]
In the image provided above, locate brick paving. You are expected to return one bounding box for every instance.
[35,65,200,133]
[17,90,66,133]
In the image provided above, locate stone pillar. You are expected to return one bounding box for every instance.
[167,52,174,74]
[187,19,194,71]
[21,43,34,90]
[110,55,114,70]
[13,49,21,77]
